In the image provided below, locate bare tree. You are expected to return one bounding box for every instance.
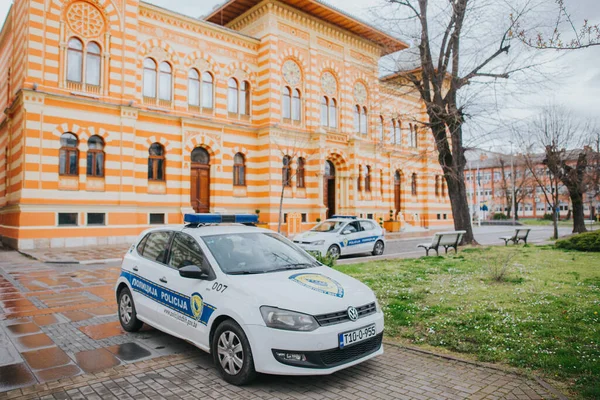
[513,0,600,50]
[528,105,590,234]
[375,0,540,244]
[584,128,600,221]
[273,134,316,234]
[497,156,534,220]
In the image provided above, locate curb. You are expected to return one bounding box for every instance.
[383,341,569,400]
[17,251,123,265]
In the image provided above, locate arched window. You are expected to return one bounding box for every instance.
[320,97,328,126]
[379,116,385,142]
[148,143,165,181]
[328,98,337,128]
[357,166,362,192]
[296,157,305,188]
[365,165,372,192]
[85,42,101,86]
[282,87,291,119]
[411,173,417,196]
[441,176,446,197]
[240,81,250,115]
[282,156,291,187]
[435,176,440,196]
[380,169,384,197]
[67,38,83,83]
[86,135,104,177]
[202,72,214,109]
[59,133,78,176]
[292,89,301,121]
[158,62,172,101]
[413,125,419,147]
[191,147,210,164]
[391,119,396,143]
[395,120,402,145]
[188,69,200,107]
[228,78,239,113]
[143,58,157,98]
[233,153,245,186]
[353,105,360,133]
[360,107,368,134]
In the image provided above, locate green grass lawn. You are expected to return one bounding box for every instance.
[335,246,600,399]
[520,218,597,227]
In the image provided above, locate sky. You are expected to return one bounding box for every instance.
[0,0,597,153]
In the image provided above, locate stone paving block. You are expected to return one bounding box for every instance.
[74,349,120,374]
[21,347,71,370]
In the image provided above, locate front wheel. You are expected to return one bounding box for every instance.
[118,287,143,332]
[372,240,385,256]
[327,244,341,259]
[212,319,256,385]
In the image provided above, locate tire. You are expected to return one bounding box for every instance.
[372,240,385,256]
[212,319,256,385]
[118,287,143,332]
[327,244,341,259]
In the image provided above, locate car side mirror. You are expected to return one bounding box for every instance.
[342,230,352,235]
[179,265,210,280]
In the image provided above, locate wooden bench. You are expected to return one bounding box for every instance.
[417,231,466,256]
[500,228,531,246]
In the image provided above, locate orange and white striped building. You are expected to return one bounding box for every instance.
[0,0,453,250]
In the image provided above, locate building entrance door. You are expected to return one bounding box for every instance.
[190,147,210,213]
[324,161,336,218]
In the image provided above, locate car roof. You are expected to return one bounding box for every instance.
[138,224,272,241]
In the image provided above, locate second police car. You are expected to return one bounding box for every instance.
[115,214,384,385]
[293,216,386,258]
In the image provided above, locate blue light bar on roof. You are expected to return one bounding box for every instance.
[184,214,258,224]
[331,215,357,219]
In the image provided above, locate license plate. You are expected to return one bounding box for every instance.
[338,324,376,349]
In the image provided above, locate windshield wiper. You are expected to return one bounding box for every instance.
[272,263,317,271]
[228,270,268,275]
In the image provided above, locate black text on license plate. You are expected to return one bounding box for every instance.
[338,324,376,349]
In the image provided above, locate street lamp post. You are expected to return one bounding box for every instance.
[510,140,516,226]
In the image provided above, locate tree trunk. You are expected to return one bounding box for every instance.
[277,185,285,234]
[552,208,559,240]
[570,190,587,233]
[444,170,476,244]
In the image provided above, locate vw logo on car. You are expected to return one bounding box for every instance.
[115,214,384,385]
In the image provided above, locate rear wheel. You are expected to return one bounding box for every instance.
[327,244,341,259]
[372,240,385,256]
[118,287,143,332]
[212,319,256,385]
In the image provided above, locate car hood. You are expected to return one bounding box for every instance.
[293,231,338,242]
[228,266,375,315]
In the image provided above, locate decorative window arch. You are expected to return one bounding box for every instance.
[411,173,417,196]
[148,143,165,181]
[282,155,292,187]
[188,69,214,111]
[86,135,104,177]
[228,78,251,116]
[67,38,84,84]
[296,157,305,188]
[143,58,157,98]
[233,153,246,186]
[59,133,79,176]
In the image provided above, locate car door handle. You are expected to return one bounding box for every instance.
[159,277,167,283]
[133,266,139,272]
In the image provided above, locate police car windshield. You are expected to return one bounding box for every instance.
[311,221,345,233]
[202,233,318,275]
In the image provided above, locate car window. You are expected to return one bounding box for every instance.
[168,232,209,272]
[136,233,149,254]
[345,221,360,233]
[360,221,375,231]
[311,220,345,233]
[141,231,172,264]
[202,232,317,274]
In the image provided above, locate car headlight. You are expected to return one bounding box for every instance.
[375,298,382,313]
[260,306,319,331]
[311,240,325,246]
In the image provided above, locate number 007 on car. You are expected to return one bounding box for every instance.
[339,324,377,348]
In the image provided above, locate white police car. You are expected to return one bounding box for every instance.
[293,216,385,258]
[115,214,384,385]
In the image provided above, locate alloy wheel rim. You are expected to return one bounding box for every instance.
[329,246,340,257]
[120,294,132,324]
[375,242,384,255]
[217,331,244,375]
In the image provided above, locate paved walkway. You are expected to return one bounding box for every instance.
[0,251,566,399]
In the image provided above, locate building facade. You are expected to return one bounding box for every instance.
[465,150,600,220]
[0,0,453,250]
